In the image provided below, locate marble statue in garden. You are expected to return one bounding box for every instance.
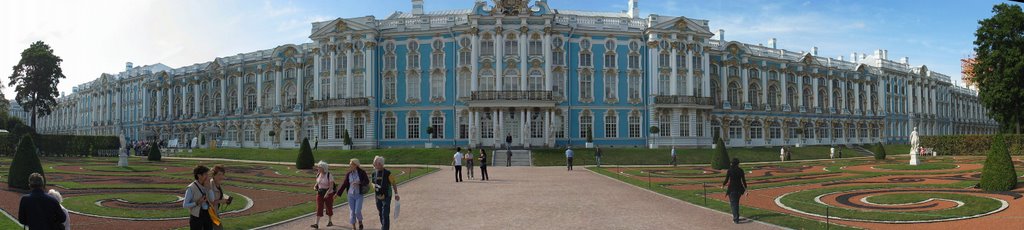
[909,127,920,165]
[118,134,129,167]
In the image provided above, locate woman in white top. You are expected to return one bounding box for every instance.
[47,189,70,230]
[312,161,336,229]
[465,150,475,179]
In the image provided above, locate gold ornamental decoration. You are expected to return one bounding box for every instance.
[492,0,529,16]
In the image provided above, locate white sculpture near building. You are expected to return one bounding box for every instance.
[118,134,128,167]
[909,127,920,165]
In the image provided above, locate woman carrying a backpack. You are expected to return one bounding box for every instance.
[338,158,370,230]
[311,161,336,229]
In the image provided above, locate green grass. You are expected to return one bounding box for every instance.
[62,192,246,219]
[175,148,456,165]
[533,146,855,166]
[778,183,1002,222]
[873,163,959,170]
[883,144,912,156]
[80,165,165,172]
[0,210,19,229]
[589,166,859,230]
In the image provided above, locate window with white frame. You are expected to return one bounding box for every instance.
[628,112,641,138]
[580,111,593,139]
[528,70,543,91]
[244,126,255,141]
[354,52,364,69]
[430,72,444,100]
[284,126,295,142]
[770,121,781,139]
[406,72,420,101]
[384,115,396,139]
[432,52,444,69]
[337,54,347,72]
[658,72,670,95]
[553,50,565,65]
[459,71,471,98]
[503,68,519,91]
[628,54,639,69]
[334,117,345,139]
[629,73,641,101]
[833,123,843,139]
[604,53,616,68]
[553,113,565,138]
[696,113,705,137]
[529,38,542,56]
[553,70,565,98]
[680,112,690,137]
[346,116,361,139]
[320,120,329,139]
[481,34,494,56]
[604,72,617,100]
[788,121,799,139]
[659,113,671,137]
[384,73,397,102]
[605,111,617,138]
[459,113,468,139]
[480,111,494,138]
[431,113,445,139]
[580,52,592,67]
[245,88,256,113]
[728,120,743,139]
[407,113,420,139]
[480,69,496,91]
[504,34,518,56]
[530,112,543,138]
[580,71,593,101]
[320,77,330,99]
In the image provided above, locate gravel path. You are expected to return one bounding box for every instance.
[266,166,779,230]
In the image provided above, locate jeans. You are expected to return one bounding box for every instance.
[480,165,489,180]
[348,193,364,224]
[567,157,574,171]
[454,166,463,182]
[375,195,392,230]
[596,156,601,167]
[467,161,475,178]
[190,209,212,230]
[728,191,743,222]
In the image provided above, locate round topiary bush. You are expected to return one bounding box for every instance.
[980,134,1018,192]
[296,137,314,169]
[148,143,162,161]
[711,133,730,170]
[8,134,44,190]
[874,142,887,160]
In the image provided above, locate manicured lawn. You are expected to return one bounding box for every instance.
[777,182,1000,222]
[0,211,19,229]
[883,144,912,156]
[80,165,165,172]
[175,148,457,165]
[532,146,856,166]
[873,163,959,170]
[62,192,246,219]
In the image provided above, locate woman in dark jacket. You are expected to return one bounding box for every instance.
[721,158,747,224]
[337,158,370,230]
[478,148,489,181]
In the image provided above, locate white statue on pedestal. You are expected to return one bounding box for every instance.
[780,147,786,162]
[909,127,920,165]
[118,134,129,167]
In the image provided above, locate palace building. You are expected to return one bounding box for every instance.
[28,0,998,149]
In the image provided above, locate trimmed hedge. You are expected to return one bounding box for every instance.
[8,134,44,189]
[920,134,1024,156]
[711,133,730,170]
[36,135,119,156]
[873,142,887,160]
[980,134,1018,192]
[148,143,161,161]
[296,138,314,169]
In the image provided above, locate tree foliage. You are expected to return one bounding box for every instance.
[8,41,65,129]
[873,142,887,160]
[974,4,1024,133]
[980,134,1018,191]
[148,143,162,161]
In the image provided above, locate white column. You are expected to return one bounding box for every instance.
[760,68,767,107]
[257,69,264,112]
[314,53,321,100]
[236,75,243,113]
[329,50,337,98]
[520,29,527,91]
[720,65,728,107]
[297,65,304,110]
[522,110,528,145]
[193,83,200,117]
[180,85,186,118]
[853,81,860,113]
[494,110,501,144]
[741,66,749,108]
[142,87,149,120]
[544,109,551,146]
[471,32,480,91]
[495,29,504,91]
[543,32,552,90]
[275,66,282,111]
[669,44,678,95]
[220,77,227,115]
[648,43,659,95]
[167,88,173,119]
[347,45,355,97]
[781,71,788,110]
[156,88,162,120]
[703,52,710,98]
[686,49,694,96]
[812,77,820,111]
[364,39,374,98]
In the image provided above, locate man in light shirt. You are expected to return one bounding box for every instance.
[565,146,574,171]
[453,147,464,182]
[671,147,678,167]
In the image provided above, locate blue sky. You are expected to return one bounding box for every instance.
[1,0,1017,97]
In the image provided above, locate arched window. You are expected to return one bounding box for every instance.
[749,121,763,139]
[728,120,743,140]
[406,72,420,101]
[283,83,297,110]
[728,81,741,105]
[384,73,397,102]
[769,121,781,139]
[430,71,444,100]
[503,68,519,91]
[458,70,471,98]
[768,85,779,108]
[580,71,593,101]
[749,83,761,107]
[604,71,617,100]
[528,69,543,91]
[245,87,256,113]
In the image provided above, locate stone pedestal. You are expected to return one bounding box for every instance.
[909,152,919,165]
[118,150,128,167]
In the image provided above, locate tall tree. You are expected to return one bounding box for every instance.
[8,41,66,129]
[973,3,1024,133]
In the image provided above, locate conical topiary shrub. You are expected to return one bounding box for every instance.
[980,134,1018,192]
[8,134,43,189]
[296,137,314,169]
[148,143,162,161]
[711,133,730,170]
[873,142,886,160]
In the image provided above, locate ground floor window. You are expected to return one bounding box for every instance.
[431,115,444,139]
[605,113,617,138]
[728,121,743,140]
[769,122,781,139]
[530,113,543,138]
[284,128,295,142]
[628,114,641,138]
[481,112,494,139]
[749,121,763,139]
[384,116,396,139]
[334,117,345,139]
[353,117,365,139]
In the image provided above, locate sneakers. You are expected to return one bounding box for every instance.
[310,224,318,229]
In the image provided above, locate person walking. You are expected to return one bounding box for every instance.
[371,156,400,230]
[314,137,319,150]
[506,149,512,167]
[209,165,231,230]
[505,133,513,151]
[594,146,602,168]
[453,147,464,182]
[184,165,213,230]
[465,149,475,179]
[311,161,335,229]
[830,146,835,159]
[779,146,786,162]
[18,173,67,230]
[337,158,369,230]
[722,158,748,224]
[671,146,678,167]
[565,146,574,171]
[47,189,70,230]
[479,149,489,181]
